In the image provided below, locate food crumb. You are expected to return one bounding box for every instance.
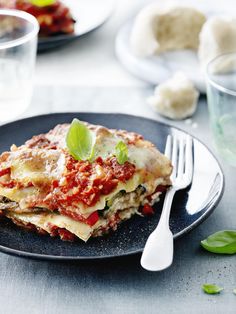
[192,122,198,129]
[185,118,192,125]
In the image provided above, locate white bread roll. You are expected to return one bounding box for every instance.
[130,3,206,57]
[147,72,199,120]
[198,16,236,67]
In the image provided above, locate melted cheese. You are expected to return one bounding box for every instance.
[8,149,65,185]
[0,186,40,203]
[94,131,172,178]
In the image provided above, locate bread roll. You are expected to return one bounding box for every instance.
[147,72,199,120]
[130,3,206,57]
[198,16,236,67]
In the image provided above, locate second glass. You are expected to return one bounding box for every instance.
[206,53,236,167]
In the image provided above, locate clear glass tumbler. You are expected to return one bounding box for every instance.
[206,53,236,167]
[0,9,39,122]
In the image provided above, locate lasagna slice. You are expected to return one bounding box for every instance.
[0,121,172,242]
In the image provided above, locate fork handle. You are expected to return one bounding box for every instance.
[157,187,176,230]
[140,188,176,271]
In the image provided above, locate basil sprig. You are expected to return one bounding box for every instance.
[202,284,223,295]
[66,119,96,162]
[29,0,56,7]
[115,141,128,164]
[66,119,130,164]
[201,230,236,254]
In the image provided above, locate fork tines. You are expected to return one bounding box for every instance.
[165,134,193,188]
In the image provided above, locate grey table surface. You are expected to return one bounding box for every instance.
[0,86,235,314]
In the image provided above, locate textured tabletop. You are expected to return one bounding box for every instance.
[0,86,235,314]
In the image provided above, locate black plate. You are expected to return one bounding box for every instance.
[0,113,224,260]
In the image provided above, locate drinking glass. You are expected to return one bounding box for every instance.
[206,52,236,167]
[0,9,39,122]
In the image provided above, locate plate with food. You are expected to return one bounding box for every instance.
[0,0,114,51]
[0,113,224,260]
[115,0,235,93]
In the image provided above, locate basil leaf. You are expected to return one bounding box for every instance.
[115,141,128,164]
[202,284,223,294]
[201,230,236,254]
[29,0,56,7]
[66,119,96,162]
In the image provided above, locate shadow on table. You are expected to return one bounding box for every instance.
[5,225,219,288]
[3,207,236,313]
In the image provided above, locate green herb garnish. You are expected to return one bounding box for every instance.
[233,289,236,295]
[29,0,56,7]
[115,141,128,164]
[202,284,223,295]
[201,230,236,254]
[66,119,96,162]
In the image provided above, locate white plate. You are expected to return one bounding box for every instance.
[38,0,114,51]
[115,0,236,93]
[63,0,114,37]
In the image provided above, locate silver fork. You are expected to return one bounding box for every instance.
[141,134,193,271]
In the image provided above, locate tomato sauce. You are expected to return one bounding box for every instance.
[45,155,135,210]
[60,209,99,227]
[0,168,10,177]
[15,0,75,36]
[47,223,75,241]
[142,204,154,215]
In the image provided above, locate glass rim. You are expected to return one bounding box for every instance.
[0,9,39,49]
[206,52,236,97]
